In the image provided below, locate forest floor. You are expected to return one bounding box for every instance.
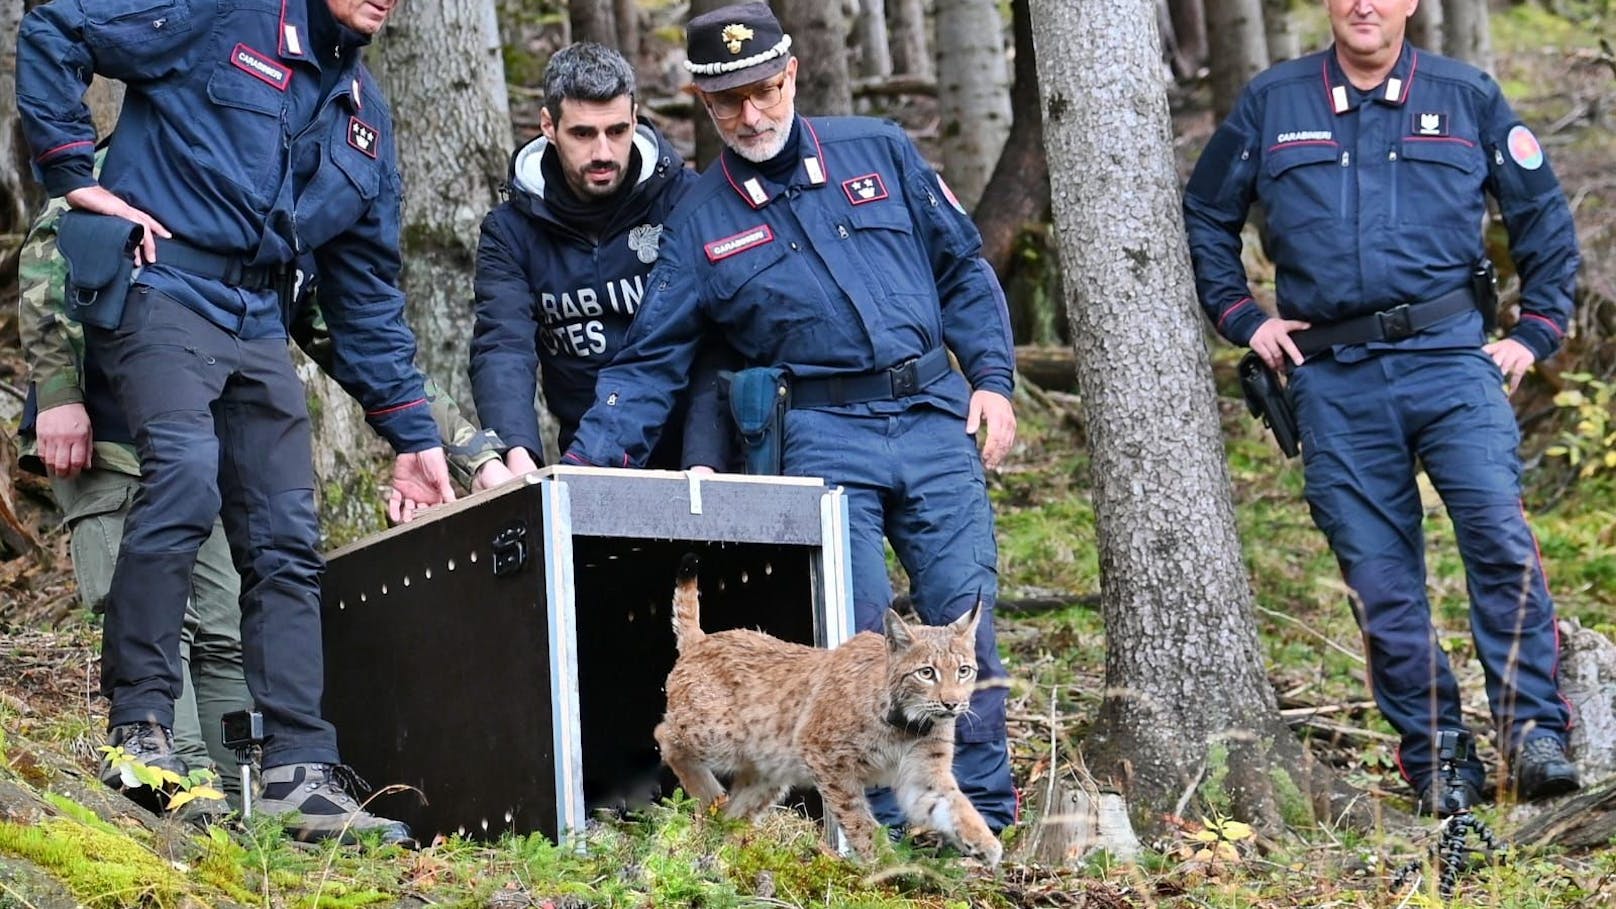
[2,5,1616,909]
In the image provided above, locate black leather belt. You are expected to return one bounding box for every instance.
[790,347,951,408]
[1292,285,1477,358]
[155,237,294,292]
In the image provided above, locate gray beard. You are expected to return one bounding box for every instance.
[728,127,790,163]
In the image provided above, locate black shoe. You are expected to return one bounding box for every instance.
[257,763,414,846]
[100,722,189,810]
[1512,737,1581,801]
[1415,778,1482,818]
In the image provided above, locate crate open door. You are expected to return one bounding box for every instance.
[320,467,854,843]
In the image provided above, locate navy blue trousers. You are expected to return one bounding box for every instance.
[1290,348,1569,792]
[782,404,1016,831]
[89,288,338,768]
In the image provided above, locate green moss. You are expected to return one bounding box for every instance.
[1198,741,1233,817]
[1268,762,1313,828]
[40,794,122,837]
[0,819,185,908]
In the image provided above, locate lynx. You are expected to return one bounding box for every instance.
[653,555,1003,865]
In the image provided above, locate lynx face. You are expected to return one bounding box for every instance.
[885,607,980,729]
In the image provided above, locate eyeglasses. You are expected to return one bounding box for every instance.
[704,77,788,119]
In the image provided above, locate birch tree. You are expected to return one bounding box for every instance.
[1443,0,1494,74]
[777,0,855,114]
[1206,0,1268,121]
[888,0,934,79]
[1409,0,1443,51]
[934,0,1012,210]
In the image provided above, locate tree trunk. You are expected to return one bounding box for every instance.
[1,0,36,239]
[614,0,640,63]
[569,0,618,49]
[854,0,895,80]
[776,0,855,115]
[688,0,728,169]
[1409,0,1443,52]
[934,0,1012,210]
[1029,0,1364,836]
[888,0,934,80]
[974,0,1048,284]
[1261,0,1299,64]
[1205,0,1268,122]
[288,0,510,536]
[1443,0,1494,74]
[1169,0,1209,78]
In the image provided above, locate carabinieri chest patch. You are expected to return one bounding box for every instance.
[704,225,774,262]
[348,117,378,158]
[232,43,290,91]
[841,173,888,206]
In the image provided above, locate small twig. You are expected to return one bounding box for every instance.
[1255,604,1365,664]
[0,379,26,402]
[1278,700,1377,718]
[1291,716,1400,743]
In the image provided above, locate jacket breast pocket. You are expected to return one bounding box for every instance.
[205,56,285,199]
[86,0,191,49]
[294,119,384,249]
[705,238,820,349]
[1396,139,1484,227]
[1259,143,1344,231]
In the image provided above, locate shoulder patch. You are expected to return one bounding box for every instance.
[704,225,774,262]
[1507,125,1543,170]
[841,173,888,206]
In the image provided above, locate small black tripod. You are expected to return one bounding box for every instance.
[1393,731,1508,901]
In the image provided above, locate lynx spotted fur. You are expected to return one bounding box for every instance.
[654,555,1003,865]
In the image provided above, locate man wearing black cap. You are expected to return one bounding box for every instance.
[563,1,1020,837]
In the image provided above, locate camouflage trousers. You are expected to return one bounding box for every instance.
[53,468,251,798]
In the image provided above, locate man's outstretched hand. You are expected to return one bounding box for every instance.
[388,447,456,524]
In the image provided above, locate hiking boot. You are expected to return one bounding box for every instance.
[100,722,188,811]
[1512,736,1581,802]
[257,763,414,846]
[1415,777,1482,818]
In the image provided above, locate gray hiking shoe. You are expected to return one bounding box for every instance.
[100,722,188,811]
[1512,736,1581,802]
[257,763,413,846]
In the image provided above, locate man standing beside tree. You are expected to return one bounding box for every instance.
[15,0,452,842]
[1184,0,1580,815]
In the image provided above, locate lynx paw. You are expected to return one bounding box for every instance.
[969,833,1003,868]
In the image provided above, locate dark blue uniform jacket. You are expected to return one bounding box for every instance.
[565,116,1015,468]
[470,123,734,466]
[1184,44,1578,362]
[16,0,436,451]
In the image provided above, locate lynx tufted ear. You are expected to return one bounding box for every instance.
[883,608,917,652]
[948,600,983,639]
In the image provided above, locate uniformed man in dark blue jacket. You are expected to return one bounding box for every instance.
[1184,0,1581,815]
[562,2,1020,835]
[471,43,729,472]
[15,0,452,842]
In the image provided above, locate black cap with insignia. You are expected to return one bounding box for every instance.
[683,2,792,93]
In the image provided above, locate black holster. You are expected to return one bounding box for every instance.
[1238,352,1300,458]
[1471,256,1499,335]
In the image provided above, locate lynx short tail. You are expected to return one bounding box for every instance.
[671,553,705,652]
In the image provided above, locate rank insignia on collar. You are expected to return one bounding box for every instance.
[842,172,888,205]
[1413,112,1448,137]
[348,117,378,158]
[704,225,775,262]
